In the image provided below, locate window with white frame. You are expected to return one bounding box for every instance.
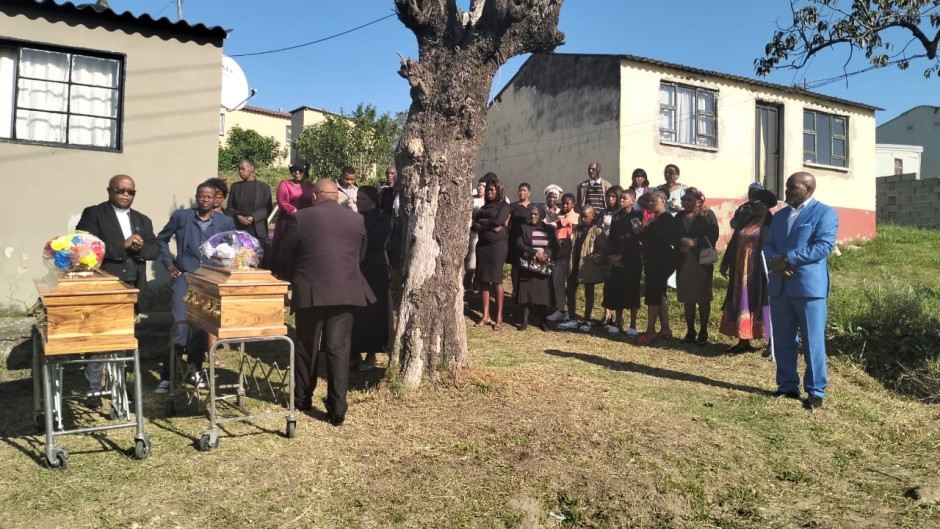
[0,43,123,149]
[803,110,847,168]
[219,113,225,136]
[659,82,717,148]
[285,125,291,145]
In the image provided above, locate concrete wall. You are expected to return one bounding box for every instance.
[475,55,622,198]
[220,106,291,167]
[0,10,223,310]
[875,144,922,179]
[876,173,940,229]
[877,106,940,178]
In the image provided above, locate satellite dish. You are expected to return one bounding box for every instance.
[221,56,250,111]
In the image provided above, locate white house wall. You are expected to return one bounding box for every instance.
[877,106,940,178]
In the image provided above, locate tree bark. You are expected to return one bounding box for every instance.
[389,0,564,388]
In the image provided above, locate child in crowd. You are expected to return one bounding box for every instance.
[558,205,607,332]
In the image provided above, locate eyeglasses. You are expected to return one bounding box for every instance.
[110,188,137,196]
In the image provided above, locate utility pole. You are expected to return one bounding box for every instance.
[176,0,182,21]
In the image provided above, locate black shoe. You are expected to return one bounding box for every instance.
[296,399,312,412]
[803,395,824,410]
[324,400,345,427]
[85,396,103,411]
[682,330,696,343]
[539,319,549,332]
[773,390,801,400]
[517,322,528,331]
[696,331,708,346]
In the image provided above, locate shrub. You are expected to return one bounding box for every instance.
[828,276,940,402]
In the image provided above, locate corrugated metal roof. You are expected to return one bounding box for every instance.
[498,53,880,112]
[7,0,227,42]
[241,105,291,119]
[618,53,880,112]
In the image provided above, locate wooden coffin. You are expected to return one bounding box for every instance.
[184,266,288,339]
[34,270,138,355]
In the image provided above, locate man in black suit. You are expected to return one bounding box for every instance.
[226,158,273,243]
[279,179,376,425]
[76,174,159,408]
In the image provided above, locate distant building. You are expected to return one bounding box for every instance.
[289,105,344,167]
[875,144,922,179]
[0,0,226,309]
[477,53,878,242]
[876,105,940,178]
[220,105,292,167]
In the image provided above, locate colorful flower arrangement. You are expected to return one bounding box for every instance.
[200,230,263,270]
[42,231,106,274]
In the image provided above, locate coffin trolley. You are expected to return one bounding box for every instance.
[32,270,150,469]
[165,265,295,451]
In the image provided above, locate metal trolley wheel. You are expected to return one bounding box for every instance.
[285,419,297,439]
[134,438,152,460]
[198,432,219,452]
[44,447,69,470]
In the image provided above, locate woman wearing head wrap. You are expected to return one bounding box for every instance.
[543,184,563,222]
[675,187,719,346]
[719,189,778,353]
[270,162,315,279]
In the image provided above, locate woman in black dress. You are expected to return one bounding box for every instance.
[514,205,559,330]
[674,187,720,346]
[603,188,644,335]
[473,178,511,330]
[637,190,677,345]
[506,182,533,295]
[351,186,392,369]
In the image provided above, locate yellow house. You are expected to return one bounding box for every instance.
[477,54,877,242]
[288,105,343,164]
[219,105,292,167]
[0,0,226,310]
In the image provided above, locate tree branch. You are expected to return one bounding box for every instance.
[395,0,451,39]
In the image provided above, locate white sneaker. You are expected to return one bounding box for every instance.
[579,323,592,332]
[189,371,207,389]
[546,310,566,322]
[624,327,639,337]
[607,326,620,334]
[154,380,170,394]
[558,320,579,330]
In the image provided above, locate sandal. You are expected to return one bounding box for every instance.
[473,319,492,328]
[637,333,658,345]
[212,353,224,369]
[658,330,673,340]
[492,321,503,331]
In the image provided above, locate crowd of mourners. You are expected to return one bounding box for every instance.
[466,161,779,354]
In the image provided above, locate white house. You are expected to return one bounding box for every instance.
[875,143,922,179]
[876,105,940,178]
[477,53,878,243]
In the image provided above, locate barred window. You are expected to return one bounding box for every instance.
[0,43,123,150]
[659,82,717,148]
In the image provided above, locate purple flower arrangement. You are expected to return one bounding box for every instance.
[199,230,264,270]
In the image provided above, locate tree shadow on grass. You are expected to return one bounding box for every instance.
[544,349,772,397]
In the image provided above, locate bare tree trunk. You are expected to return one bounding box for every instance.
[389,0,564,388]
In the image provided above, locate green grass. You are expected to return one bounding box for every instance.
[0,224,938,528]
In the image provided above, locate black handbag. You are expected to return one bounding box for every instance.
[519,256,554,276]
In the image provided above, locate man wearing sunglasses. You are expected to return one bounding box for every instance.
[76,174,159,409]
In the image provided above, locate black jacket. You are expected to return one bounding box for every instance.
[76,201,159,293]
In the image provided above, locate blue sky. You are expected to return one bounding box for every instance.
[108,0,933,124]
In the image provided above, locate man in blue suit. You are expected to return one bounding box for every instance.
[154,182,236,392]
[764,172,838,409]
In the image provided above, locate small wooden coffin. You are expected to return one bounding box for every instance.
[34,270,138,355]
[184,266,288,339]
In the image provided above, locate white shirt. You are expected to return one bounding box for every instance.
[786,196,815,235]
[112,204,133,239]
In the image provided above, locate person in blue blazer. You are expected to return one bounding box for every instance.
[763,172,838,409]
[154,182,236,392]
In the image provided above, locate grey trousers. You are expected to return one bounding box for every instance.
[551,259,571,313]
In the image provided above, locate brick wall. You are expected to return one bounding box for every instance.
[876,173,940,229]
